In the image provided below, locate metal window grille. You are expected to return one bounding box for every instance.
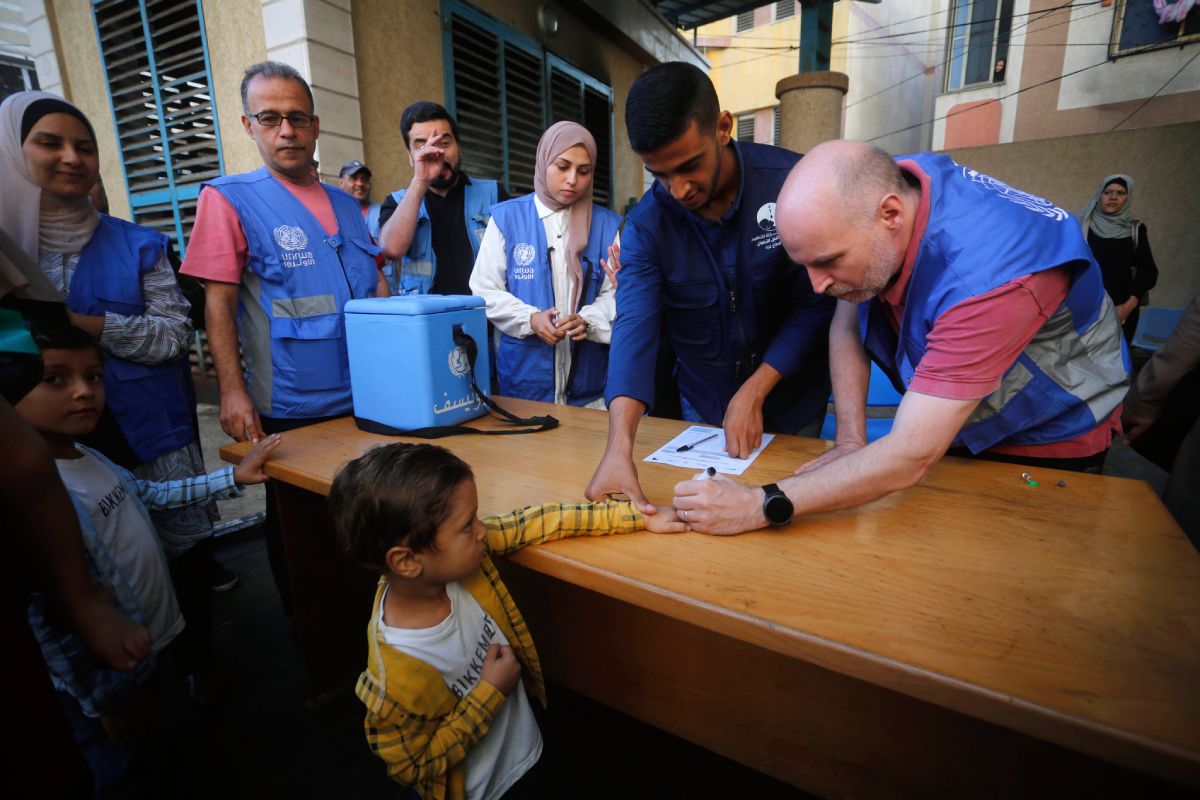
[1110,0,1200,57]
[548,56,614,208]
[775,1,795,22]
[92,0,223,254]
[773,106,781,146]
[444,1,615,207]
[944,0,1014,92]
[736,113,755,142]
[736,10,755,33]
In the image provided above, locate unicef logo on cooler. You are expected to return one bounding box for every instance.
[960,168,1068,222]
[273,225,309,251]
[513,243,536,267]
[756,202,776,231]
[448,345,471,377]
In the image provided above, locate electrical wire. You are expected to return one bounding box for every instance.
[1108,47,1200,131]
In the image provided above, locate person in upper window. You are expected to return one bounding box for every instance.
[469,121,619,407]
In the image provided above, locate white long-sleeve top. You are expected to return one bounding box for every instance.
[469,195,616,406]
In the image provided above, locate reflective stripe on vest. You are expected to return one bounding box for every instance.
[860,153,1129,453]
[68,215,194,463]
[490,194,620,405]
[206,168,379,418]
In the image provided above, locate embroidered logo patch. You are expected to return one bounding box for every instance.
[448,345,471,377]
[273,225,309,251]
[513,243,536,267]
[960,168,1068,221]
[756,202,777,231]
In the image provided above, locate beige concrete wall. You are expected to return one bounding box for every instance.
[352,0,443,202]
[946,120,1200,308]
[352,0,652,210]
[47,0,129,219]
[201,0,267,176]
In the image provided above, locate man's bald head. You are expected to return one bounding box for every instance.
[780,140,909,233]
[777,140,919,302]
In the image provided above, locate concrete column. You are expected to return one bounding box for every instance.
[774,71,848,154]
[260,0,364,184]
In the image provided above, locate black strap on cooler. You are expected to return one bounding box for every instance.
[354,324,559,438]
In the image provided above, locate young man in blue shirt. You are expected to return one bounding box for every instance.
[586,62,834,513]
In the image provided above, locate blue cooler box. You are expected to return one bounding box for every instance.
[344,295,491,431]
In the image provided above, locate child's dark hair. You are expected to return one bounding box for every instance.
[33,325,103,358]
[329,443,474,572]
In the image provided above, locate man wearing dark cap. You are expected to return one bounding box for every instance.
[377,101,506,295]
[338,159,381,238]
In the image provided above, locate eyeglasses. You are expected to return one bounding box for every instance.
[248,111,314,128]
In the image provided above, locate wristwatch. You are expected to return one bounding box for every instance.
[761,483,794,527]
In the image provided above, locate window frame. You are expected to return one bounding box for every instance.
[90,0,224,255]
[441,0,616,208]
[735,10,755,33]
[943,0,1014,93]
[774,1,795,23]
[1109,0,1200,58]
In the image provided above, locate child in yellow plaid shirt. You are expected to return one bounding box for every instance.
[329,443,687,800]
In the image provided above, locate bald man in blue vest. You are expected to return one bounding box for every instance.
[672,140,1129,535]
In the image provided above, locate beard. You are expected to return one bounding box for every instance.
[824,228,900,303]
[430,158,461,190]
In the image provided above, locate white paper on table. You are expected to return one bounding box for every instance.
[643,425,774,476]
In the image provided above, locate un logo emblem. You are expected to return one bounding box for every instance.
[448,346,471,377]
[513,243,536,267]
[273,225,309,251]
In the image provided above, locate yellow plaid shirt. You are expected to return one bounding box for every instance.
[355,501,644,800]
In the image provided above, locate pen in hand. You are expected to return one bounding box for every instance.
[676,432,718,452]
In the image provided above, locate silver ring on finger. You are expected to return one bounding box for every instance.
[681,509,688,521]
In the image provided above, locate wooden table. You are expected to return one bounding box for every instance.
[222,399,1200,796]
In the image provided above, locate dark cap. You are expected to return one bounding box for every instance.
[339,160,371,178]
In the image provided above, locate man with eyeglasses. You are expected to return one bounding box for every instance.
[377,102,506,295]
[180,60,387,613]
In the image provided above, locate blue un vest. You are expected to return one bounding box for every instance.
[490,195,620,405]
[207,168,379,419]
[860,153,1129,453]
[68,215,194,463]
[389,178,498,294]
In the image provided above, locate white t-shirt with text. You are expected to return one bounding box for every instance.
[57,446,183,653]
[380,581,542,800]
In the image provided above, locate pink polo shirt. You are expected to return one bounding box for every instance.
[179,177,338,284]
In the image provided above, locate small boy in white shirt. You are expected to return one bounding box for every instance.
[15,325,279,793]
[328,442,688,800]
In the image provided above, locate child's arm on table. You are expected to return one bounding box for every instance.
[133,434,281,511]
[364,644,521,785]
[484,500,688,556]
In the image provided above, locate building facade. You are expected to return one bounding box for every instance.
[934,0,1200,149]
[18,0,703,253]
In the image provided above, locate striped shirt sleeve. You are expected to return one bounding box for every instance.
[133,466,242,511]
[100,248,194,364]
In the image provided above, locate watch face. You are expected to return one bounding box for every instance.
[764,489,793,525]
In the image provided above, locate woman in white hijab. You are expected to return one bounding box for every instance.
[1080,174,1158,344]
[469,121,622,407]
[0,90,223,665]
